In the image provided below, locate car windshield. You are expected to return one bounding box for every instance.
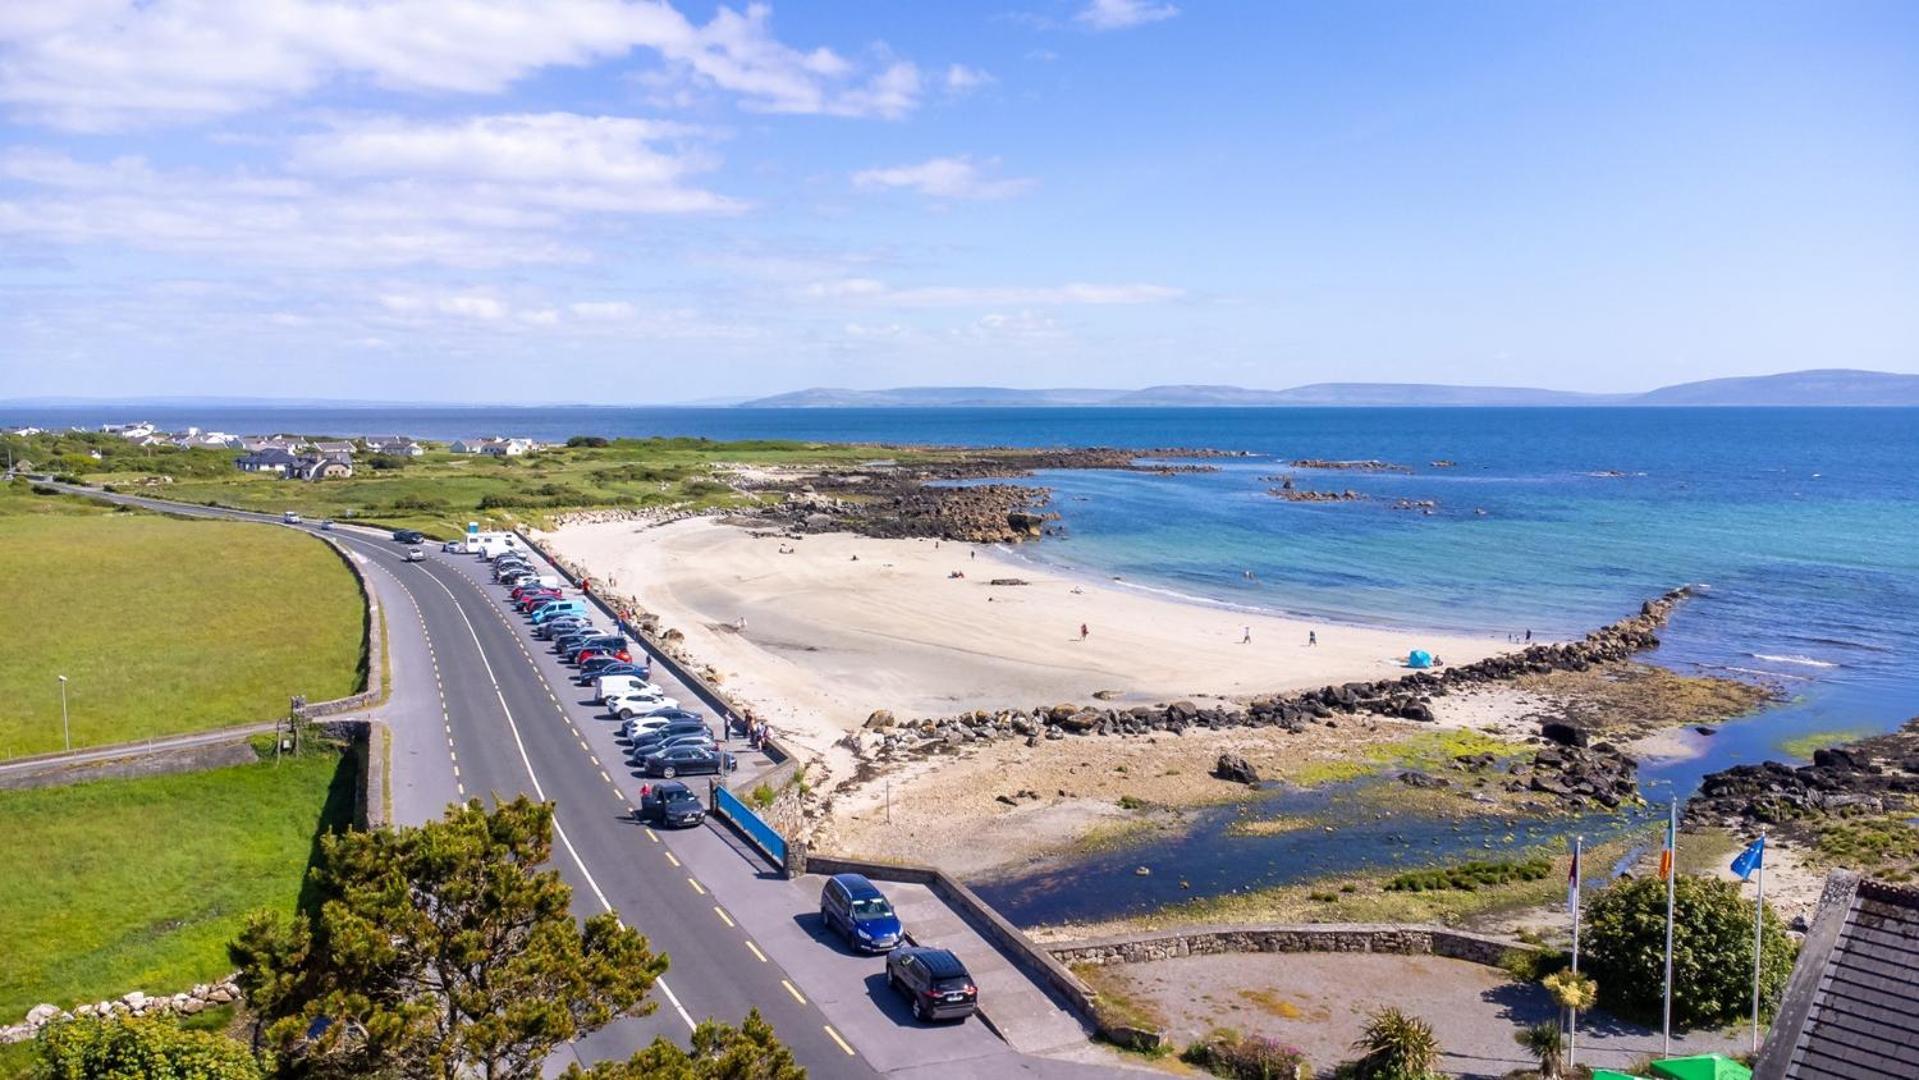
[663,792,699,807]
[850,897,894,920]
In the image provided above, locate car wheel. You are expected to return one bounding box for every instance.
[662,766,677,779]
[913,996,929,1022]
[619,709,633,720]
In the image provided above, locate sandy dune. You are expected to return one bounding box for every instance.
[544,517,1514,755]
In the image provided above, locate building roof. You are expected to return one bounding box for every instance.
[1757,872,1919,1080]
[237,449,300,466]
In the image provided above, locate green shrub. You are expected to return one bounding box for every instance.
[1583,874,1795,1028]
[1385,858,1551,893]
[1181,1027,1311,1079]
[34,1015,264,1079]
[1349,1007,1439,1079]
[748,784,777,810]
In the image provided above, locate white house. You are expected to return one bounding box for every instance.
[364,435,424,457]
[307,440,356,456]
[448,438,487,454]
[480,437,537,457]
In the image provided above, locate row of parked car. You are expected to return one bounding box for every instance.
[483,545,976,1024]
[484,548,737,785]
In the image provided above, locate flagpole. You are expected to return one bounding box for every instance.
[1569,834,1582,1069]
[1751,830,1766,1054]
[1662,800,1677,1057]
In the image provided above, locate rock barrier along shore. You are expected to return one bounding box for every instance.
[856,587,1695,809]
[1689,717,1919,830]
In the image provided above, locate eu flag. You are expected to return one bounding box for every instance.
[1730,836,1765,881]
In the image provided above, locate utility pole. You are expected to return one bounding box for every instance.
[57,675,70,752]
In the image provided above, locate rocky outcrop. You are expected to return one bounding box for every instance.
[1508,741,1639,810]
[1268,487,1366,502]
[1688,718,1919,827]
[1289,459,1414,474]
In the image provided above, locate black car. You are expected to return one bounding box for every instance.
[392,529,426,544]
[538,620,592,641]
[626,722,711,757]
[638,781,706,828]
[576,661,646,686]
[885,947,977,1022]
[638,745,736,779]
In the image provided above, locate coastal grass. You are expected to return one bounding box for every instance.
[34,434,992,538]
[1281,727,1521,788]
[1777,728,1875,760]
[1071,962,1169,1034]
[0,746,353,1021]
[1516,663,1775,736]
[1808,816,1919,881]
[0,483,364,757]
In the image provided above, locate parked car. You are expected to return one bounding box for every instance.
[282,511,302,524]
[442,540,463,553]
[637,745,736,779]
[493,561,533,581]
[626,719,710,747]
[577,654,645,680]
[516,591,564,613]
[638,781,706,828]
[405,547,426,562]
[392,529,426,544]
[885,947,977,1022]
[549,626,601,651]
[530,601,587,625]
[576,661,645,685]
[610,695,683,720]
[640,733,717,759]
[619,715,680,739]
[595,675,656,703]
[819,873,902,953]
[565,634,627,659]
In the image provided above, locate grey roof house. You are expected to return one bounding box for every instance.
[1756,870,1919,1079]
[236,449,300,475]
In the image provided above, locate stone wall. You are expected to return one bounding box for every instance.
[1045,923,1535,970]
[298,532,385,717]
[3,980,241,1044]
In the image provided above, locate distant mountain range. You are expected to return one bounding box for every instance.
[738,369,1919,408]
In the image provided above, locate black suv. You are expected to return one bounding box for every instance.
[392,529,426,544]
[885,947,977,1022]
[638,781,706,828]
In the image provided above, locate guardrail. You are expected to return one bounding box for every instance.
[712,784,789,866]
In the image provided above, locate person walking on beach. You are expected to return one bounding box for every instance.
[1241,625,1252,644]
[1308,630,1317,646]
[1525,628,1533,642]
[1079,623,1090,642]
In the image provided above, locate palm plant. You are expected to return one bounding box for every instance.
[1517,1021,1564,1079]
[1352,1007,1440,1080]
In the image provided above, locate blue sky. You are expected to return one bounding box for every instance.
[0,0,1913,402]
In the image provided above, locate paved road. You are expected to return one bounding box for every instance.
[44,485,1136,1078]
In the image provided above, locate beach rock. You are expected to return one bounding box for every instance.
[24,1005,59,1028]
[995,794,1019,806]
[1695,725,1718,736]
[1213,753,1261,785]
[1540,721,1591,748]
[864,709,895,730]
[1399,770,1449,789]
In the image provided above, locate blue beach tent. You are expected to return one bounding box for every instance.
[1407,649,1434,668]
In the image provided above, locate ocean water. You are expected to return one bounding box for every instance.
[12,404,1917,920]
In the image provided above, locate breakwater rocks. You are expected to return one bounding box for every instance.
[856,588,1695,767]
[1688,718,1919,827]
[4,980,240,1044]
[1290,459,1414,474]
[738,446,1239,543]
[1268,486,1366,502]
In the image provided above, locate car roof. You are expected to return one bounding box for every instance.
[905,948,967,977]
[651,780,691,796]
[831,873,886,899]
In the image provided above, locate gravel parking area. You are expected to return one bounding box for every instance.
[1086,952,1748,1078]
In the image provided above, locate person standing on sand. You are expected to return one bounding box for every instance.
[1080,623,1090,641]
[1241,626,1252,644]
[1525,628,1533,642]
[1308,630,1317,646]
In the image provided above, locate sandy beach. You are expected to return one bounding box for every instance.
[543,516,1517,756]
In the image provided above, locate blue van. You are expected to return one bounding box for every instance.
[530,600,587,625]
[819,873,902,953]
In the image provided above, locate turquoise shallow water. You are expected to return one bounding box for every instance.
[12,404,1916,922]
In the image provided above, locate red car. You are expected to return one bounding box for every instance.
[516,590,563,612]
[574,647,632,666]
[510,584,555,602]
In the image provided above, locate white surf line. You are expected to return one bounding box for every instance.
[415,562,698,1032]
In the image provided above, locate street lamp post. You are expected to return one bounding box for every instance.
[57,675,70,753]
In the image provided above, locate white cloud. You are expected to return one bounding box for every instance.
[570,300,638,320]
[803,278,1182,306]
[944,63,993,94]
[851,156,1035,201]
[1076,0,1179,31]
[0,1,927,130]
[0,111,739,269]
[291,113,741,214]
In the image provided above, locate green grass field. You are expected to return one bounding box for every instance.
[0,484,365,757]
[0,747,354,1021]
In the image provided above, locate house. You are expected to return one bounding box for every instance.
[236,449,300,475]
[449,438,490,454]
[307,440,356,456]
[102,421,155,438]
[4,426,43,436]
[480,437,536,457]
[295,452,354,481]
[1756,870,1919,1079]
[174,433,232,450]
[363,435,424,457]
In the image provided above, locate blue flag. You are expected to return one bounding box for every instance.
[1731,836,1765,881]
